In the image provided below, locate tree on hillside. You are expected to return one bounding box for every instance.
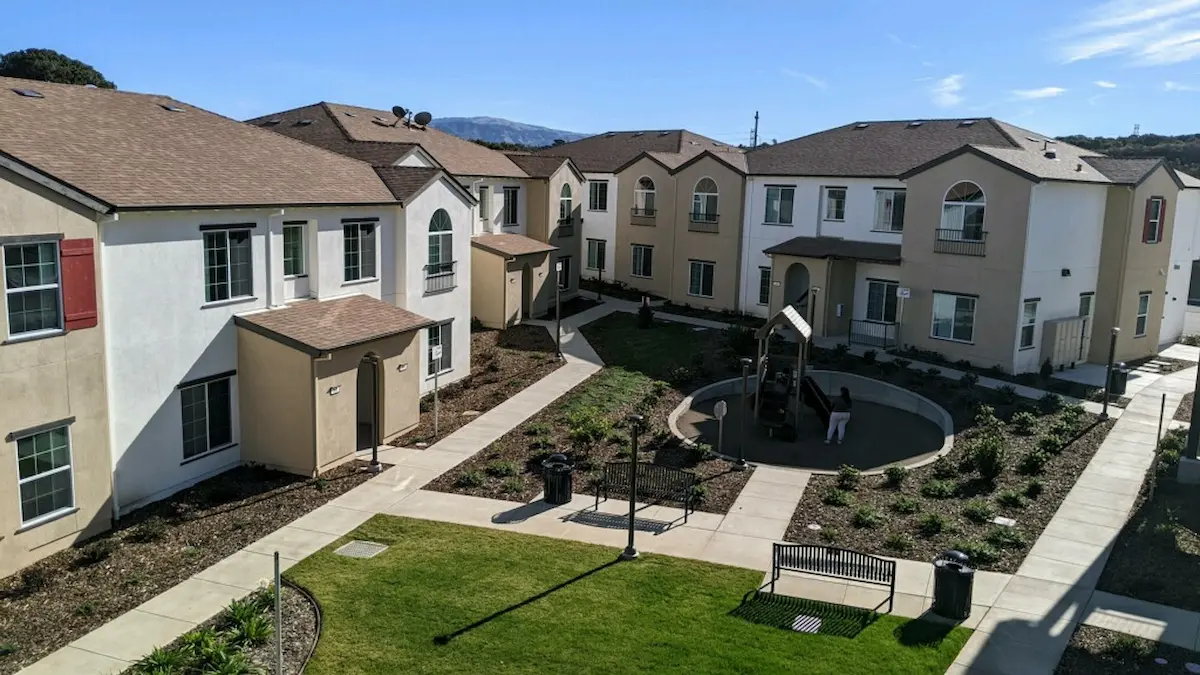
[471,139,547,152]
[1061,132,1200,178]
[0,48,115,89]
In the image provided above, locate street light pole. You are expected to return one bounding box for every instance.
[806,286,821,363]
[738,357,751,470]
[1186,356,1200,460]
[620,414,643,561]
[1102,327,1119,419]
[555,261,563,361]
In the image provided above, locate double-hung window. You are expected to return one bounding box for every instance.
[586,239,606,271]
[180,376,233,460]
[865,279,899,323]
[343,221,377,282]
[764,186,794,225]
[1020,300,1038,349]
[4,241,62,337]
[428,322,452,375]
[502,186,519,226]
[631,244,653,278]
[824,187,846,221]
[1136,292,1151,336]
[758,267,771,306]
[478,186,490,221]
[688,260,714,298]
[931,292,976,343]
[588,181,608,211]
[203,228,252,303]
[1144,197,1165,244]
[941,182,986,240]
[633,177,656,215]
[874,189,906,232]
[691,178,719,222]
[282,223,306,277]
[16,425,73,525]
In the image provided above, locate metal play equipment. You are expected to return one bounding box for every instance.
[752,305,831,441]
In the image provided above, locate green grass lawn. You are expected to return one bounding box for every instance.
[288,516,970,675]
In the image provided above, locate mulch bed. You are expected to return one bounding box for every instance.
[542,295,602,320]
[1175,392,1193,422]
[1055,624,1200,674]
[658,301,765,329]
[579,278,662,304]
[0,461,377,674]
[393,325,562,447]
[784,347,1114,573]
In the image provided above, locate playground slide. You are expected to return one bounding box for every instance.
[800,376,832,427]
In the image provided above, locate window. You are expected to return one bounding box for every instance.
[1144,197,1165,244]
[758,267,771,306]
[824,187,846,221]
[634,177,656,215]
[631,244,653,278]
[692,178,719,222]
[557,256,571,291]
[874,190,907,232]
[865,279,899,323]
[16,425,73,524]
[502,186,519,226]
[941,181,986,240]
[478,186,490,221]
[688,260,714,298]
[559,184,573,222]
[1078,293,1093,318]
[586,239,607,271]
[1020,300,1038,349]
[931,292,976,343]
[4,241,61,337]
[588,180,608,211]
[428,209,453,274]
[1136,292,1150,336]
[203,229,252,303]
[428,322,452,375]
[343,222,377,282]
[180,376,233,460]
[282,223,306,277]
[765,186,794,225]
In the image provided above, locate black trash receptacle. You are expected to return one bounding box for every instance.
[1110,363,1130,397]
[932,550,975,621]
[542,453,574,505]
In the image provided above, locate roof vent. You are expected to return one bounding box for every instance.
[297,119,313,126]
[11,88,43,98]
[658,131,670,136]
[374,116,387,122]
[855,123,869,129]
[1026,136,1039,143]
[605,132,616,138]
[960,120,976,127]
[688,140,699,145]
[908,121,923,127]
[1076,162,1084,172]
[263,118,282,126]
[1045,148,1058,159]
[344,111,356,117]
[159,104,184,113]
[632,132,644,137]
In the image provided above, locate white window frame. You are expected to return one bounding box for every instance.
[559,184,573,222]
[873,189,906,232]
[758,267,771,306]
[3,240,63,340]
[634,176,656,215]
[203,228,253,304]
[631,244,653,278]
[282,223,306,277]
[930,292,977,344]
[823,187,847,222]
[557,256,571,291]
[14,424,74,527]
[865,279,899,323]
[180,376,234,461]
[764,186,794,225]
[1020,299,1038,350]
[688,260,715,298]
[941,182,986,240]
[691,177,719,221]
[502,186,519,226]
[1146,197,1164,244]
[428,322,453,376]
[588,181,608,212]
[343,222,377,283]
[1136,292,1150,337]
[586,239,606,271]
[427,209,454,274]
[478,186,490,221]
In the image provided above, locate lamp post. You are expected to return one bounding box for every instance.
[1186,355,1200,460]
[738,357,751,470]
[555,260,563,360]
[1102,327,1119,419]
[620,414,643,561]
[806,286,821,363]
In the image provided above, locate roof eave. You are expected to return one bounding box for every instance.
[113,199,401,213]
[0,151,113,214]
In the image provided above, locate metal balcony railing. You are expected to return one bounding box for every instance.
[424,261,456,294]
[631,207,657,218]
[934,228,987,256]
[688,212,719,233]
[849,320,898,349]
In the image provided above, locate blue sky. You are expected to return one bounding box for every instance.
[5,0,1200,143]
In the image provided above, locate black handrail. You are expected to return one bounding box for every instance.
[424,261,456,294]
[849,320,898,348]
[689,212,719,224]
[631,207,657,217]
[934,228,987,256]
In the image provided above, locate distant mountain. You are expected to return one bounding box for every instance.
[430,116,589,148]
[1060,132,1200,178]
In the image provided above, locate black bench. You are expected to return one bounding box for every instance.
[595,461,697,523]
[767,543,896,614]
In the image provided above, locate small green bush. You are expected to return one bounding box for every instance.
[566,407,613,444]
[1048,419,1075,438]
[525,422,552,436]
[819,528,839,543]
[131,646,191,674]
[822,488,853,507]
[1104,634,1154,661]
[501,477,524,494]
[996,385,1018,404]
[227,613,273,648]
[1037,434,1066,454]
[637,304,654,328]
[951,539,1000,564]
[963,499,996,524]
[960,372,980,388]
[852,506,883,529]
[685,442,710,465]
[931,456,957,479]
[1039,392,1064,414]
[921,479,957,499]
[893,358,911,370]
[0,644,15,657]
[890,496,921,514]
[131,515,168,543]
[884,465,910,488]
[985,527,1027,550]
[691,484,709,504]
[78,538,119,566]
[486,460,520,478]
[836,464,861,490]
[972,436,1007,482]
[1010,411,1037,435]
[455,470,485,488]
[1023,478,1045,499]
[862,349,877,364]
[884,533,914,552]
[997,490,1026,508]
[1018,449,1051,476]
[917,513,948,537]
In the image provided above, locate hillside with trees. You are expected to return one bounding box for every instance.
[1060,132,1200,177]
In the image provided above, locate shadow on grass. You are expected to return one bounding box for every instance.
[433,560,621,645]
[730,592,875,639]
[894,614,957,646]
[563,509,672,534]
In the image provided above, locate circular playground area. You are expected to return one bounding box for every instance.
[669,370,953,474]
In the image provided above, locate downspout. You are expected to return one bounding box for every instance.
[265,209,285,308]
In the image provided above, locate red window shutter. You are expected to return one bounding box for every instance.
[59,238,98,330]
[1143,198,1154,243]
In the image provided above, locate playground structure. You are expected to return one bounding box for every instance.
[752,305,833,442]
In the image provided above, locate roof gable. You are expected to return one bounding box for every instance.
[535,129,740,173]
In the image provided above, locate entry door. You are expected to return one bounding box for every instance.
[1078,294,1094,360]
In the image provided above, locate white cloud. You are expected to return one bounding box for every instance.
[1094,80,1119,88]
[1058,1,1200,65]
[1078,0,1200,32]
[781,69,828,89]
[888,33,919,49]
[1164,79,1200,90]
[1088,94,1105,105]
[1013,86,1067,99]
[931,75,965,107]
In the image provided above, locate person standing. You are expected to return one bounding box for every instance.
[825,387,852,445]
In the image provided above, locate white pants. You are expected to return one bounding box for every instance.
[827,412,850,441]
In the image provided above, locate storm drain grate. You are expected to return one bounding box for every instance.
[790,614,822,634]
[334,540,389,559]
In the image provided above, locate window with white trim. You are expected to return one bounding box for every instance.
[282,224,306,277]
[634,177,656,215]
[688,260,714,298]
[691,178,719,222]
[586,239,606,271]
[1020,300,1038,349]
[502,186,519,226]
[1136,292,1150,336]
[941,182,986,240]
[764,186,794,225]
[478,186,490,221]
[181,376,233,460]
[631,244,653,278]
[559,184,573,222]
[428,322,452,375]
[931,292,976,343]
[343,222,377,282]
[16,425,73,524]
[874,189,906,232]
[1144,197,1164,244]
[4,241,62,337]
[588,181,608,211]
[203,229,252,303]
[428,209,453,275]
[866,279,899,323]
[824,187,846,221]
[557,256,571,290]
[758,267,771,306]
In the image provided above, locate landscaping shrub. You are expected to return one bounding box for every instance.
[852,506,883,529]
[996,385,1018,404]
[130,515,169,543]
[566,407,613,444]
[822,488,853,507]
[77,538,119,566]
[951,539,1000,564]
[883,465,909,487]
[833,343,850,358]
[971,435,1007,482]
[884,533,914,552]
[1048,419,1075,438]
[985,527,1027,550]
[963,499,996,524]
[925,367,942,377]
[917,513,948,537]
[525,422,552,436]
[862,349,877,364]
[227,613,273,648]
[1039,392,1064,414]
[960,372,980,388]
[691,484,709,504]
[819,528,839,543]
[1039,359,1053,380]
[131,646,191,674]
[973,404,999,426]
[1009,411,1037,435]
[1037,433,1066,454]
[1062,403,1085,420]
[456,470,485,488]
[1023,478,1045,499]
[890,496,921,514]
[1018,449,1051,475]
[501,477,524,494]
[666,365,692,385]
[836,464,861,490]
[997,490,1026,508]
[1104,634,1154,661]
[637,303,654,328]
[931,456,957,479]
[486,460,520,478]
[0,644,16,657]
[893,358,911,370]
[956,359,973,370]
[921,479,957,499]
[725,325,756,357]
[685,442,710,465]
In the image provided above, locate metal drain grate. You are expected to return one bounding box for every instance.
[790,614,822,634]
[334,540,389,559]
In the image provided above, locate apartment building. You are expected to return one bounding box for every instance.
[247,103,583,330]
[536,131,748,310]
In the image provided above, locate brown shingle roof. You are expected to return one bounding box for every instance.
[471,233,557,258]
[233,295,434,354]
[1081,157,1164,184]
[764,236,902,264]
[248,103,527,178]
[533,130,740,173]
[372,167,442,203]
[0,78,397,209]
[505,154,571,178]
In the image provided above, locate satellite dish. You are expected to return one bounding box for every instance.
[414,111,432,127]
[391,105,408,119]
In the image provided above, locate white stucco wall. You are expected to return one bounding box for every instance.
[851,262,904,321]
[1014,182,1108,373]
[583,172,617,282]
[468,178,526,236]
[1162,188,1200,344]
[740,176,906,315]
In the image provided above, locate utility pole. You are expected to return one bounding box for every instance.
[752,111,759,147]
[1133,123,1140,136]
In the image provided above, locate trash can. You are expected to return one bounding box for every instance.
[542,453,574,505]
[1110,362,1130,397]
[931,550,975,621]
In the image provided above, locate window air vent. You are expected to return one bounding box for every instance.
[908,121,923,127]
[297,119,313,126]
[12,88,43,98]
[159,104,185,112]
[263,119,282,126]
[632,132,644,137]
[855,123,869,129]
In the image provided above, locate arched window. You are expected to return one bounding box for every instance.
[692,177,719,223]
[559,183,573,222]
[634,176,656,216]
[941,181,985,241]
[428,208,453,275]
